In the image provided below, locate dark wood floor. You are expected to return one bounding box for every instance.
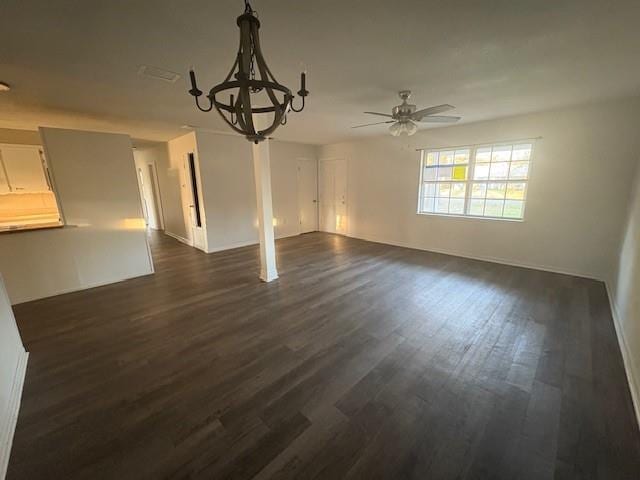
[7,231,640,479]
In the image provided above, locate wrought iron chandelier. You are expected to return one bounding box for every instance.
[188,0,309,143]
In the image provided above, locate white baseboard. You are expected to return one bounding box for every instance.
[0,351,28,480]
[345,231,602,281]
[163,230,192,246]
[207,239,258,253]
[206,232,300,254]
[12,270,155,306]
[605,282,640,428]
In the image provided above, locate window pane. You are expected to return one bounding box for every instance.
[492,145,512,162]
[471,183,487,198]
[485,199,504,217]
[422,197,435,213]
[476,147,491,163]
[487,183,506,199]
[504,200,524,218]
[423,167,437,181]
[509,161,529,180]
[426,151,438,166]
[452,165,467,180]
[469,199,485,215]
[451,183,466,198]
[422,183,437,197]
[437,166,452,180]
[435,197,449,213]
[489,162,509,180]
[506,182,526,200]
[438,182,451,197]
[450,198,464,214]
[474,164,490,180]
[454,149,470,164]
[439,151,454,165]
[512,144,532,161]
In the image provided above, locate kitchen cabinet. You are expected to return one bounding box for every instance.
[0,144,50,193]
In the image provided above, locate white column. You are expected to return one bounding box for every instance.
[252,117,278,282]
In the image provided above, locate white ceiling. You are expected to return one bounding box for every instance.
[1,0,640,145]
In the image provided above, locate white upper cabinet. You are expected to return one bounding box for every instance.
[0,145,50,193]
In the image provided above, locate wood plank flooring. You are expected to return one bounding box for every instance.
[7,231,640,479]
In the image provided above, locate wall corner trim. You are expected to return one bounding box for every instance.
[0,351,28,480]
[605,281,640,430]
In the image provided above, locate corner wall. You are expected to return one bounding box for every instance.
[0,128,154,304]
[319,97,640,280]
[609,157,640,424]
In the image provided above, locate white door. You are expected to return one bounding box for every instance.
[135,163,162,230]
[136,167,150,226]
[297,158,318,233]
[185,152,206,251]
[319,158,348,234]
[0,145,50,192]
[147,163,164,230]
[334,159,348,235]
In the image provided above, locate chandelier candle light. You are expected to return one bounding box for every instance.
[188,0,309,143]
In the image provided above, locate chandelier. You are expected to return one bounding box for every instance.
[188,0,309,143]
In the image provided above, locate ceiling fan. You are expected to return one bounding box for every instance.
[353,90,461,136]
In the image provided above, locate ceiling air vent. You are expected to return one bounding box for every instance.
[138,65,181,83]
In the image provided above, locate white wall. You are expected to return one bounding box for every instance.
[320,98,640,280]
[609,158,640,423]
[0,275,27,479]
[191,131,318,252]
[0,128,154,304]
[194,132,254,252]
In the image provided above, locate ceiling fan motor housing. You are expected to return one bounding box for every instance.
[392,103,416,120]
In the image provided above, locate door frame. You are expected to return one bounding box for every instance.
[183,151,207,252]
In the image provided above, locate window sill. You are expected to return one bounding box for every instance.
[416,212,524,223]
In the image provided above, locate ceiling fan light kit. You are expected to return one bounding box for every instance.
[187,0,309,143]
[389,120,418,137]
[353,90,461,137]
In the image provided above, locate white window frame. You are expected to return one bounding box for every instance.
[416,140,536,221]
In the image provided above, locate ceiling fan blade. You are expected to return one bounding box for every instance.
[418,115,461,123]
[352,120,396,129]
[363,111,394,118]
[411,104,455,120]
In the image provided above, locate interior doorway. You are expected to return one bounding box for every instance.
[319,158,348,235]
[135,159,163,230]
[297,158,318,233]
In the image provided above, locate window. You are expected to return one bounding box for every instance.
[418,141,534,220]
